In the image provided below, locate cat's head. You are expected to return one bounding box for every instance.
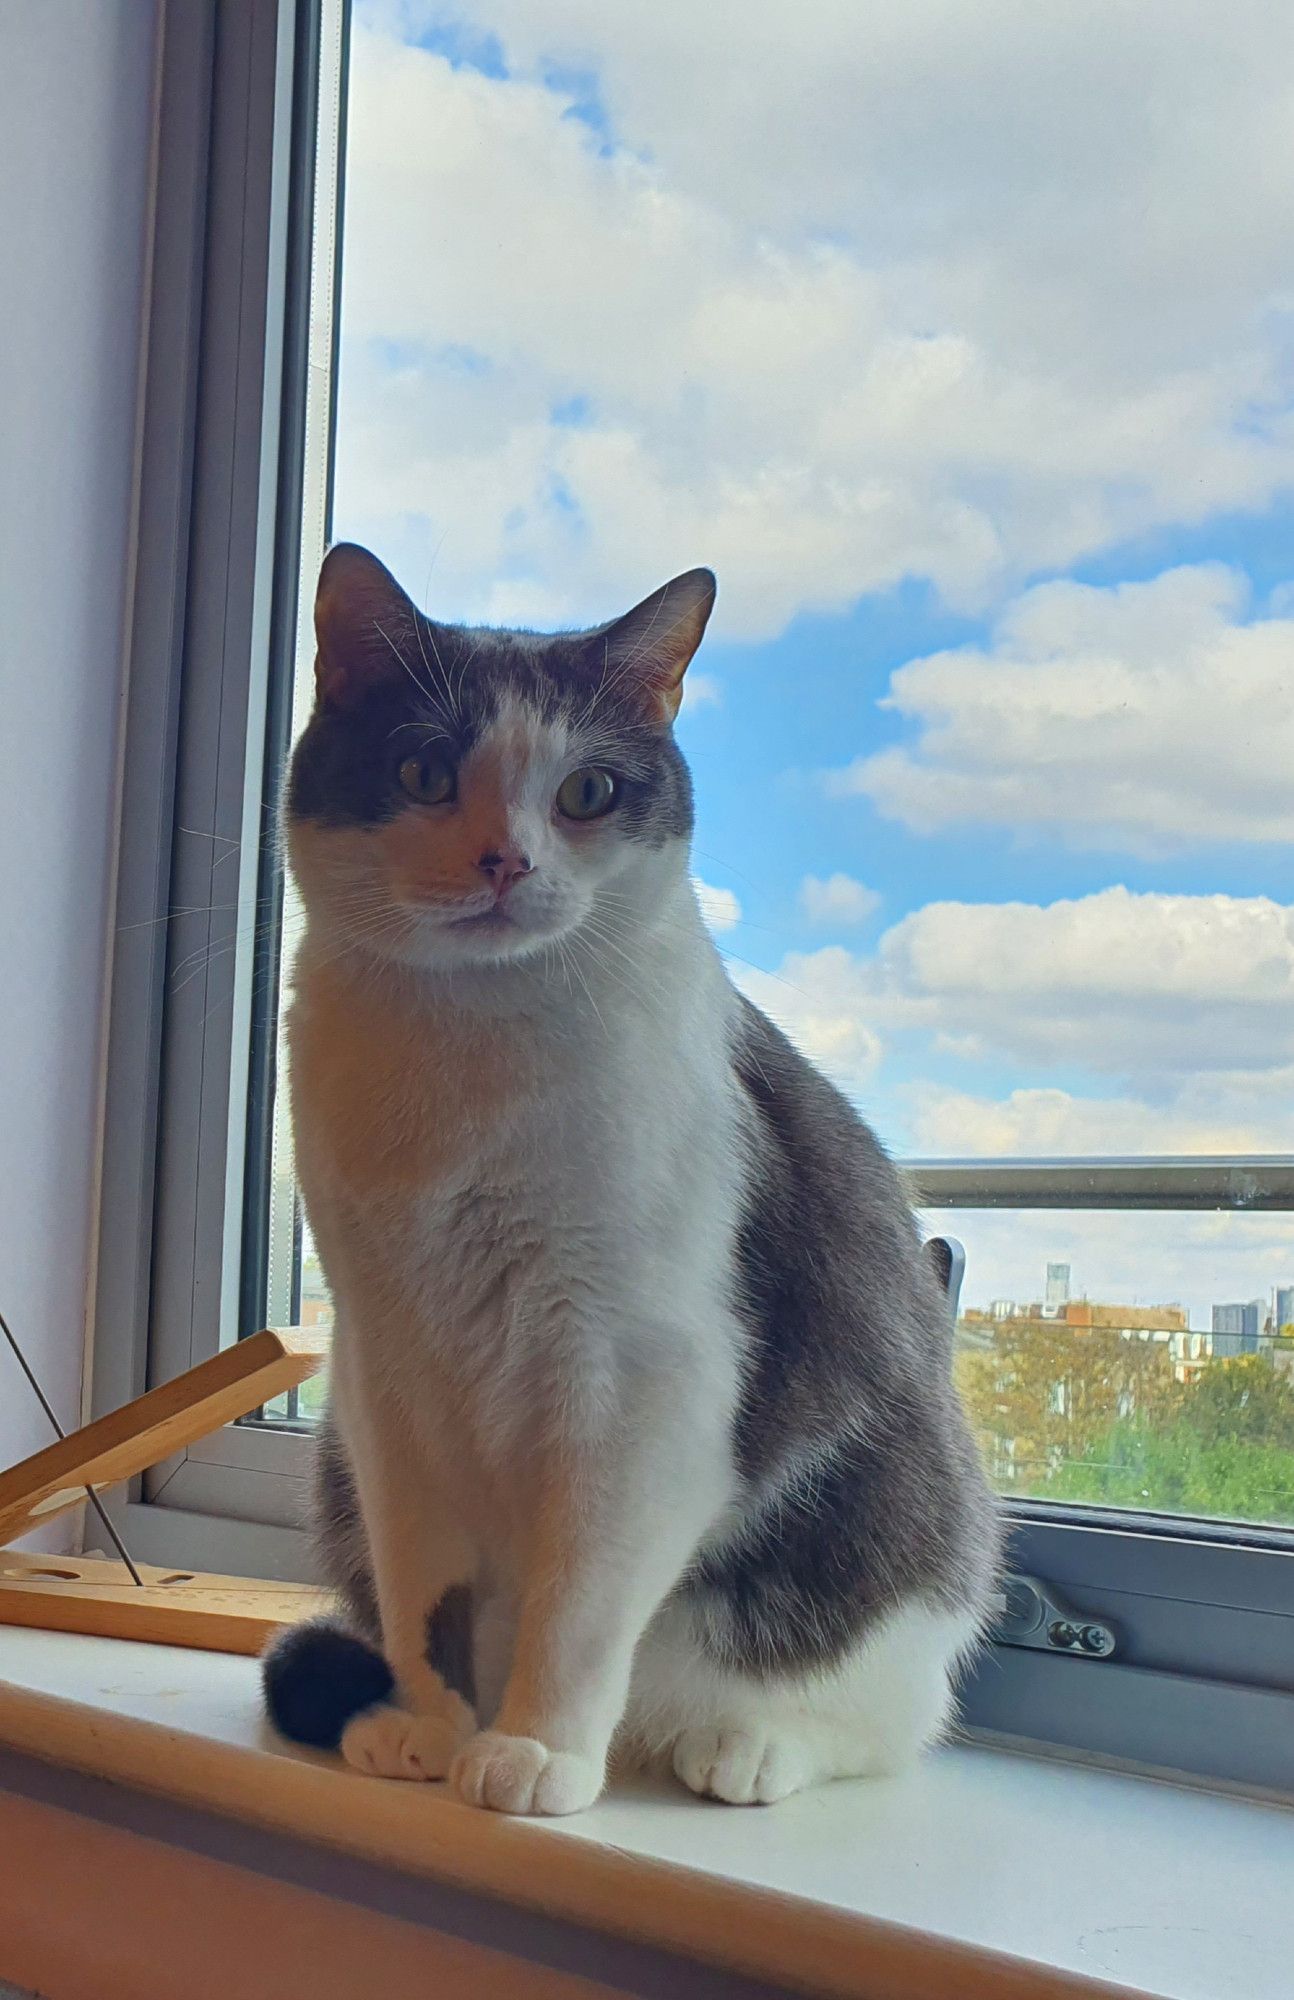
[286,544,715,970]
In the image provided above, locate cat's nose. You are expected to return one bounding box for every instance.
[477,847,534,891]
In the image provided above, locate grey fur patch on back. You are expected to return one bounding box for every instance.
[680,997,1001,1678]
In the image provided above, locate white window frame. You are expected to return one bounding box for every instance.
[92,0,1294,1786]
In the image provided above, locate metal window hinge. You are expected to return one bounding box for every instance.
[990,1571,1118,1660]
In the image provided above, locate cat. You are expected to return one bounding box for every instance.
[262,542,1001,1816]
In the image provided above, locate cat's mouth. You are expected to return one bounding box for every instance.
[392,888,573,963]
[449,906,517,932]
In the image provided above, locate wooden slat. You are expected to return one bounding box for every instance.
[0,1554,329,1655]
[0,1329,325,1544]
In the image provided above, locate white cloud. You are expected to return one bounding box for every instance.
[733,947,883,1093]
[680,671,722,713]
[692,876,741,932]
[727,886,1294,1134]
[800,872,880,926]
[906,1077,1294,1160]
[872,886,1294,1078]
[335,12,1294,637]
[830,566,1294,851]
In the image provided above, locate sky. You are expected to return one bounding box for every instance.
[321,1,1294,1319]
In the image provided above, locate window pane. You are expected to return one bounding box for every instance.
[298,2,1294,1169]
[930,1207,1294,1528]
[249,0,1294,1550]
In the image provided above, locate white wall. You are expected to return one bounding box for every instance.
[0,4,159,1537]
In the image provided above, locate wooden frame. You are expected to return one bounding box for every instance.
[0,1552,326,1654]
[0,1331,326,1651]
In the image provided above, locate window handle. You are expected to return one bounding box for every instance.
[991,1571,1118,1659]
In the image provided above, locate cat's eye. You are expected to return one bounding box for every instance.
[556,767,618,821]
[396,749,456,805]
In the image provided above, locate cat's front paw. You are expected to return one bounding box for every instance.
[672,1725,813,1805]
[340,1703,470,1781]
[449,1730,603,1815]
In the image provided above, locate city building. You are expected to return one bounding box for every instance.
[1057,1301,1187,1351]
[1276,1285,1294,1336]
[1043,1262,1071,1318]
[1211,1300,1261,1358]
[1168,1329,1213,1385]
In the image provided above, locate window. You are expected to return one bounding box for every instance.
[98,1,1293,1784]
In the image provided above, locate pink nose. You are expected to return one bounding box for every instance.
[477,847,534,892]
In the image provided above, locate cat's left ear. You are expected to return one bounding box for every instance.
[591,568,716,722]
[314,542,426,711]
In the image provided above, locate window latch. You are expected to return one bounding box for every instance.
[991,1571,1117,1660]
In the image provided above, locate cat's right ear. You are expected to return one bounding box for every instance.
[314,543,415,710]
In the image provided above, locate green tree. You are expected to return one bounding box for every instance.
[1169,1352,1294,1450]
[955,1317,1177,1497]
[1044,1419,1294,1526]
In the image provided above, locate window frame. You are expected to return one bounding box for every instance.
[93,0,1294,1783]
[93,0,330,1574]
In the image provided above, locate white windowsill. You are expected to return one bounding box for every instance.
[0,1623,1289,2000]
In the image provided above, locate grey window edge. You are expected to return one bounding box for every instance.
[960,1648,1294,1800]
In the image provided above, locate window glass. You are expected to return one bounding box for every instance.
[257,3,1294,1532]
[926,1208,1294,1528]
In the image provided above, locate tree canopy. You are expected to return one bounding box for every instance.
[956,1324,1294,1528]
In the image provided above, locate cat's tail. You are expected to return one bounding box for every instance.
[262,1617,394,1749]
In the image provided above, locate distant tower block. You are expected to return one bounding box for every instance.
[1044,1261,1071,1318]
[1212,1300,1261,1357]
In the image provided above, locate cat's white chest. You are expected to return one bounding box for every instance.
[293,952,743,1482]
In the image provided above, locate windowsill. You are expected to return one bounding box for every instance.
[0,1625,1289,2000]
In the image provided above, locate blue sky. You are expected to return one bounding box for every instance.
[324,2,1294,1315]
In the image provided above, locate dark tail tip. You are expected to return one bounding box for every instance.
[262,1617,394,1749]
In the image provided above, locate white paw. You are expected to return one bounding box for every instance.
[340,1703,470,1781]
[672,1725,814,1805]
[449,1730,603,1816]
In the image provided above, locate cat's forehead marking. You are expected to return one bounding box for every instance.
[473,690,570,785]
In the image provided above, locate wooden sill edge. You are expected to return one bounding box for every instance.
[0,1673,1144,2000]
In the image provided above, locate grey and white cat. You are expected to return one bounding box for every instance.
[263,543,1000,1815]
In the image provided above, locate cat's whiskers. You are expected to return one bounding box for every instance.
[583,595,706,724]
[168,913,295,993]
[578,936,682,1046]
[192,902,411,1032]
[581,586,674,722]
[176,825,242,871]
[411,605,460,723]
[450,637,484,716]
[594,891,812,1002]
[166,883,392,992]
[371,617,443,716]
[555,934,581,1007]
[118,901,241,933]
[560,935,606,1033]
[385,718,455,745]
[572,916,675,1035]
